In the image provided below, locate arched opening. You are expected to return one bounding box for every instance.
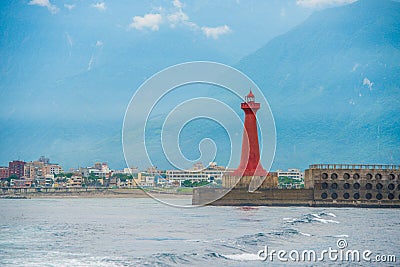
[353,193,360,200]
[331,183,338,189]
[332,192,338,199]
[376,183,383,190]
[353,173,360,179]
[365,193,372,200]
[389,174,395,180]
[343,183,350,189]
[376,193,383,200]
[322,173,328,179]
[321,192,328,199]
[331,173,338,179]
[366,173,372,179]
[388,193,394,200]
[388,183,395,190]
[365,183,372,190]
[353,183,360,189]
[343,192,350,199]
[375,173,382,180]
[343,173,350,179]
[321,182,328,189]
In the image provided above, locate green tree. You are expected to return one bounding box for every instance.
[7,174,18,182]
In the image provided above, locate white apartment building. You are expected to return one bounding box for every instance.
[165,162,230,186]
[276,168,304,180]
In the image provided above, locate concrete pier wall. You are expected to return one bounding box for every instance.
[193,188,314,206]
[193,187,400,208]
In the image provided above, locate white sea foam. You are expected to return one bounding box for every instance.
[222,253,260,261]
[299,232,312,236]
[326,212,337,217]
[312,213,322,218]
[283,217,297,223]
[334,234,349,238]
[313,218,340,224]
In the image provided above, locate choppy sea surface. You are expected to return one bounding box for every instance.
[0,197,399,266]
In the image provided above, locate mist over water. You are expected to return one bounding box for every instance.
[1,198,398,266]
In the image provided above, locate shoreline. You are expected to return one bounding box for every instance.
[0,188,192,199]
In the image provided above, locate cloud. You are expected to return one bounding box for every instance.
[64,4,75,10]
[363,77,373,90]
[65,32,73,46]
[91,2,106,11]
[172,0,183,8]
[167,1,198,29]
[280,8,286,17]
[129,1,231,40]
[129,13,163,31]
[201,25,231,39]
[351,63,360,72]
[296,0,357,8]
[168,10,189,27]
[88,41,104,71]
[28,0,59,14]
[87,56,95,71]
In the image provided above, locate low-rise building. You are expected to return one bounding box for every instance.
[277,168,305,189]
[166,162,229,186]
[68,175,83,187]
[11,179,33,188]
[0,167,9,179]
[45,164,63,176]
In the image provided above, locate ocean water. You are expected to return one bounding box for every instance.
[0,197,399,266]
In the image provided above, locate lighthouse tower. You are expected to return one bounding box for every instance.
[223,90,272,190]
[233,90,267,177]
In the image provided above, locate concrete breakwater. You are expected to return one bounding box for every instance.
[194,164,400,208]
[192,188,400,208]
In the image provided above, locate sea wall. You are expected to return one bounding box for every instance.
[192,188,314,206]
[192,188,400,208]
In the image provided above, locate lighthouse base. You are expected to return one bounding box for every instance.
[222,173,278,190]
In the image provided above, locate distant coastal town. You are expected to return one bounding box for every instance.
[0,156,304,190]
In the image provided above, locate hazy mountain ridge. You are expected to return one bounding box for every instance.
[1,0,399,170]
[236,0,400,168]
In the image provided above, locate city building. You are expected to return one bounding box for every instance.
[137,173,155,187]
[9,160,26,178]
[45,164,63,175]
[277,168,304,189]
[123,167,139,174]
[11,179,32,188]
[36,174,55,187]
[24,161,45,179]
[68,175,83,187]
[38,156,50,164]
[0,167,9,179]
[166,162,229,186]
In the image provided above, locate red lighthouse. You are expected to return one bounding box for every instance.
[232,90,267,177]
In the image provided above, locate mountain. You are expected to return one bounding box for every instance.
[1,0,399,171]
[236,0,400,169]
